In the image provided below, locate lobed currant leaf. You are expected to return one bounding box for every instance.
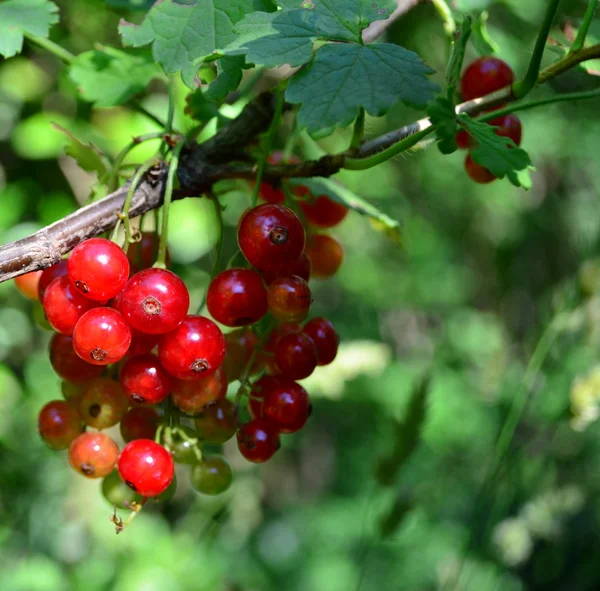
[51,124,110,177]
[458,114,533,188]
[0,0,59,59]
[105,0,154,9]
[203,55,245,102]
[286,43,438,134]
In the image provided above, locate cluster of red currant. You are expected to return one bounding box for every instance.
[15,173,343,525]
[457,56,523,184]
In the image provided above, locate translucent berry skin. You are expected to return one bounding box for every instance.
[102,470,143,509]
[120,354,173,405]
[118,268,190,335]
[460,57,514,101]
[464,154,496,184]
[237,419,281,463]
[127,328,160,357]
[299,195,348,228]
[61,381,85,405]
[194,399,237,444]
[222,328,260,382]
[38,400,83,450]
[207,268,268,327]
[238,204,306,272]
[38,260,67,301]
[73,307,132,365]
[171,367,227,415]
[303,317,339,366]
[262,252,311,285]
[127,231,171,274]
[456,129,471,149]
[43,275,98,335]
[489,114,522,146]
[158,315,226,380]
[274,332,318,380]
[118,439,174,497]
[267,275,312,323]
[191,456,233,495]
[15,270,42,301]
[262,379,310,433]
[69,431,119,478]
[305,234,343,278]
[77,378,129,429]
[120,406,161,442]
[49,333,103,382]
[248,375,282,419]
[67,238,130,301]
[172,427,201,464]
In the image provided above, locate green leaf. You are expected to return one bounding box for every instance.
[203,55,245,102]
[286,43,438,134]
[471,11,499,56]
[105,0,154,9]
[427,97,457,155]
[289,176,402,244]
[458,114,532,187]
[445,16,471,99]
[379,493,413,538]
[69,47,161,107]
[119,0,274,87]
[51,124,110,176]
[184,90,220,121]
[0,0,58,58]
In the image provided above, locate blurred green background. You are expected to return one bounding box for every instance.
[2,0,600,590]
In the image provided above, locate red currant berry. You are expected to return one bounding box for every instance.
[61,381,85,405]
[43,275,99,334]
[191,456,233,495]
[262,379,311,433]
[118,439,174,497]
[127,328,160,357]
[49,333,103,382]
[118,268,190,335]
[257,152,301,204]
[267,275,312,323]
[303,317,339,366]
[247,375,282,418]
[77,377,129,429]
[120,406,161,442]
[38,260,67,301]
[299,194,348,228]
[67,238,129,301]
[460,57,514,101]
[465,154,496,184]
[102,470,143,509]
[274,332,318,380]
[69,431,119,478]
[73,307,132,365]
[127,231,171,274]
[257,323,302,375]
[262,252,311,285]
[222,328,260,381]
[120,354,173,405]
[158,315,225,380]
[456,129,471,149]
[193,399,237,444]
[171,367,227,415]
[15,270,42,301]
[238,204,305,272]
[207,268,268,327]
[38,400,83,450]
[489,113,522,146]
[305,234,343,278]
[237,419,281,463]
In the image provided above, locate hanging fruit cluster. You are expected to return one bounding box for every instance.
[16,166,345,530]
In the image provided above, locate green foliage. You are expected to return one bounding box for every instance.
[0,0,58,58]
[428,97,458,154]
[51,124,110,176]
[203,55,245,102]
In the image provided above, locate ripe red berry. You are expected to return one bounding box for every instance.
[489,113,522,146]
[15,270,42,301]
[127,231,171,274]
[67,238,129,301]
[262,252,311,285]
[460,57,514,101]
[274,332,318,380]
[69,431,119,478]
[262,379,311,433]
[43,275,98,334]
[171,367,228,415]
[299,194,348,228]
[120,354,173,405]
[456,129,471,150]
[118,268,190,335]
[194,399,237,444]
[257,152,301,204]
[191,456,233,495]
[118,439,174,497]
[38,400,83,450]
[267,275,312,323]
[257,323,302,375]
[120,406,161,442]
[127,328,160,357]
[238,204,306,272]
[305,234,343,278]
[158,315,225,380]
[207,268,268,327]
[49,333,103,382]
[303,317,339,366]
[247,375,282,418]
[73,307,132,365]
[38,260,67,301]
[77,377,129,429]
[464,154,496,184]
[222,328,260,382]
[237,419,281,463]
